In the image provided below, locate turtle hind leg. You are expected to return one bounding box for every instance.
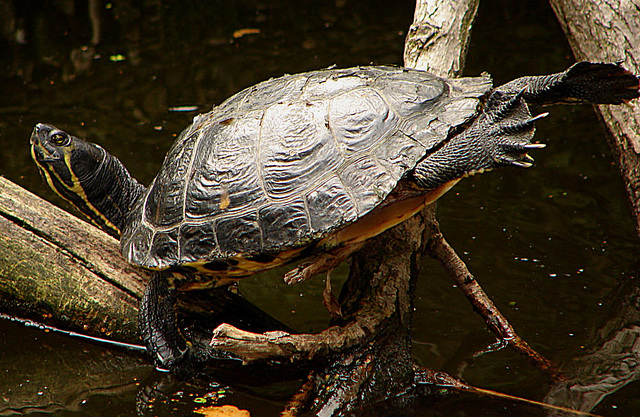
[139,271,190,371]
[495,62,640,106]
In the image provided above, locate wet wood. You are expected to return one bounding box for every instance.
[0,176,144,342]
[550,0,640,234]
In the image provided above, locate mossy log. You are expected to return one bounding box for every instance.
[0,175,144,342]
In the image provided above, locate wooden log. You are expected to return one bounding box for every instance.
[0,176,145,342]
[549,0,640,234]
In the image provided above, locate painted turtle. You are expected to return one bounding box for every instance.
[31,62,640,369]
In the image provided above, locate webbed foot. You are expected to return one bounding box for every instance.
[558,62,640,105]
[494,62,639,106]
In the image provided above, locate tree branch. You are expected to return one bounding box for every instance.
[550,0,640,234]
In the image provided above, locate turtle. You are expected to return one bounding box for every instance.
[31,62,640,371]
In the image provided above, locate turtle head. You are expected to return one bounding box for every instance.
[30,123,105,186]
[31,123,144,239]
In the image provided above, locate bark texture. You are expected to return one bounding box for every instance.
[550,0,640,233]
[403,0,480,77]
[0,176,144,342]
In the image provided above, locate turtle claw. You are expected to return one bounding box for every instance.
[509,159,534,168]
[499,144,541,169]
[529,112,549,122]
[524,143,547,150]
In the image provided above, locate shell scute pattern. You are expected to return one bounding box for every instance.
[143,131,197,228]
[235,74,308,113]
[258,198,311,251]
[186,115,266,219]
[179,222,218,263]
[215,211,262,254]
[329,88,398,156]
[120,67,492,270]
[260,101,337,199]
[305,176,358,234]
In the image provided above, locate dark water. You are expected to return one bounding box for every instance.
[1,0,639,415]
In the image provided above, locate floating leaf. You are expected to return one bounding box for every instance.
[232,28,260,38]
[194,405,251,416]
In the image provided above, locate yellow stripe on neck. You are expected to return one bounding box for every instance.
[33,146,120,237]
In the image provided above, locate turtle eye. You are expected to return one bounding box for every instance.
[49,132,70,146]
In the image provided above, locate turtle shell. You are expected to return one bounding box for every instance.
[120,66,492,274]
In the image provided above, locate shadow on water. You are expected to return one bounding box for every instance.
[1,0,639,415]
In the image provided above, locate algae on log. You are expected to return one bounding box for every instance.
[550,0,640,234]
[0,176,144,342]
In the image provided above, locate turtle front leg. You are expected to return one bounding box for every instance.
[139,271,190,370]
[494,62,639,106]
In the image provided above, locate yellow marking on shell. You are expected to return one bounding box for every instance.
[219,187,230,210]
[177,276,242,291]
[181,246,306,278]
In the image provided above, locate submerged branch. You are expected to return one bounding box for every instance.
[424,211,564,382]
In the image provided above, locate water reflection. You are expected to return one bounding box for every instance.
[544,276,640,414]
[0,320,150,415]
